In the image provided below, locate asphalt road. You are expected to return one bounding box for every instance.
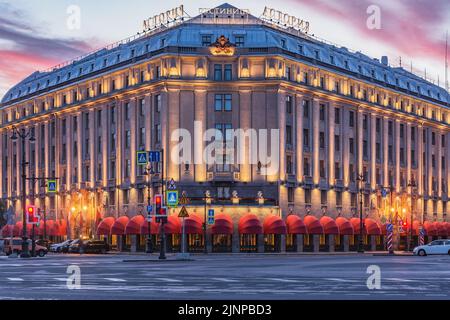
[0,253,449,300]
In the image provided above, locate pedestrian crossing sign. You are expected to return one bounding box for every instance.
[178,206,189,218]
[47,180,57,193]
[137,151,148,166]
[166,190,179,207]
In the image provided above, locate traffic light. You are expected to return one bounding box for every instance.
[155,194,162,223]
[26,205,39,224]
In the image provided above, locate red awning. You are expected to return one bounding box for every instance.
[163,216,181,234]
[319,216,339,235]
[13,222,32,236]
[37,220,59,237]
[365,218,382,235]
[211,214,233,235]
[57,220,67,236]
[140,220,160,235]
[435,222,448,237]
[111,216,129,235]
[304,215,324,234]
[125,215,145,235]
[184,215,204,234]
[285,215,306,234]
[238,214,263,234]
[335,217,354,235]
[423,221,437,236]
[1,225,14,237]
[263,215,287,234]
[411,220,421,236]
[96,217,116,236]
[350,218,367,235]
[445,222,450,235]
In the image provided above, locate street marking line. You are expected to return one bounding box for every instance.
[104,278,127,282]
[211,278,239,282]
[385,278,415,282]
[54,278,68,282]
[267,278,300,283]
[7,278,24,281]
[155,278,182,282]
[326,278,358,283]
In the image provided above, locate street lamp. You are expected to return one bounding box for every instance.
[203,190,211,254]
[356,173,365,253]
[407,179,417,252]
[10,126,36,258]
[143,164,154,254]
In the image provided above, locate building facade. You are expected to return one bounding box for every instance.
[1,4,449,252]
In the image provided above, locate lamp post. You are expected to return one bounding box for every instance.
[144,164,154,253]
[203,190,211,254]
[356,173,365,253]
[407,179,416,251]
[10,126,36,258]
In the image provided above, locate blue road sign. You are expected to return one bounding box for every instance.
[147,205,153,214]
[207,209,215,225]
[386,223,393,233]
[166,191,179,207]
[381,189,387,198]
[137,151,148,166]
[149,151,161,163]
[47,180,57,193]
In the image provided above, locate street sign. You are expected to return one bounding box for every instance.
[47,180,57,193]
[381,188,387,198]
[386,223,393,233]
[147,205,153,214]
[179,193,190,205]
[167,178,177,190]
[137,151,148,166]
[167,191,179,207]
[178,206,189,218]
[146,214,152,223]
[207,209,215,225]
[149,151,161,163]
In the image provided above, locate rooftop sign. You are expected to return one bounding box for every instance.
[143,5,186,32]
[262,6,310,34]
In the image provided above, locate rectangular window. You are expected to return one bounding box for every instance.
[303,100,310,118]
[155,95,161,113]
[215,94,232,112]
[214,64,222,81]
[286,125,292,145]
[286,96,293,114]
[334,108,340,124]
[235,35,245,47]
[201,35,212,46]
[224,64,232,81]
[349,111,355,127]
[303,158,310,176]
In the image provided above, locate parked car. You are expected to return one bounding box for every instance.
[36,239,53,249]
[3,237,48,257]
[413,240,450,256]
[68,239,109,254]
[50,239,73,253]
[0,238,4,254]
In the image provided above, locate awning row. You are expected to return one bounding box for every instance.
[1,220,67,237]
[94,214,450,236]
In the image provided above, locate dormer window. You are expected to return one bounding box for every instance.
[299,45,304,54]
[344,60,349,69]
[160,38,166,48]
[235,35,245,47]
[79,67,83,75]
[384,74,387,82]
[103,59,107,67]
[67,72,71,80]
[131,49,135,57]
[427,89,431,96]
[395,78,399,86]
[358,65,362,74]
[201,35,212,46]
[315,50,320,60]
[281,39,286,49]
[371,70,375,78]
[91,64,94,71]
[330,55,335,65]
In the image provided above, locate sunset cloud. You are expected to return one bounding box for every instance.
[0,2,100,99]
[292,0,449,63]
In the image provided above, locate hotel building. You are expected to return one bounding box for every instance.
[1,4,449,253]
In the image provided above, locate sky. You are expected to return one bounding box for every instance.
[0,0,449,100]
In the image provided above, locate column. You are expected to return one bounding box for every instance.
[427,128,433,198]
[278,90,286,182]
[383,117,389,187]
[194,89,207,182]
[296,94,304,183]
[240,89,252,182]
[437,133,443,198]
[395,120,401,192]
[167,88,180,181]
[406,123,412,184]
[312,97,320,184]
[417,125,424,217]
[357,111,363,176]
[328,103,335,185]
[370,115,376,189]
[130,99,137,186]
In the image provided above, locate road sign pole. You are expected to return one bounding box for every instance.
[182,217,186,254]
[159,149,166,260]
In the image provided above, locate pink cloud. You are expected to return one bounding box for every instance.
[291,0,449,63]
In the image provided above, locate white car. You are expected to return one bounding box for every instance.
[50,239,73,253]
[413,240,450,256]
